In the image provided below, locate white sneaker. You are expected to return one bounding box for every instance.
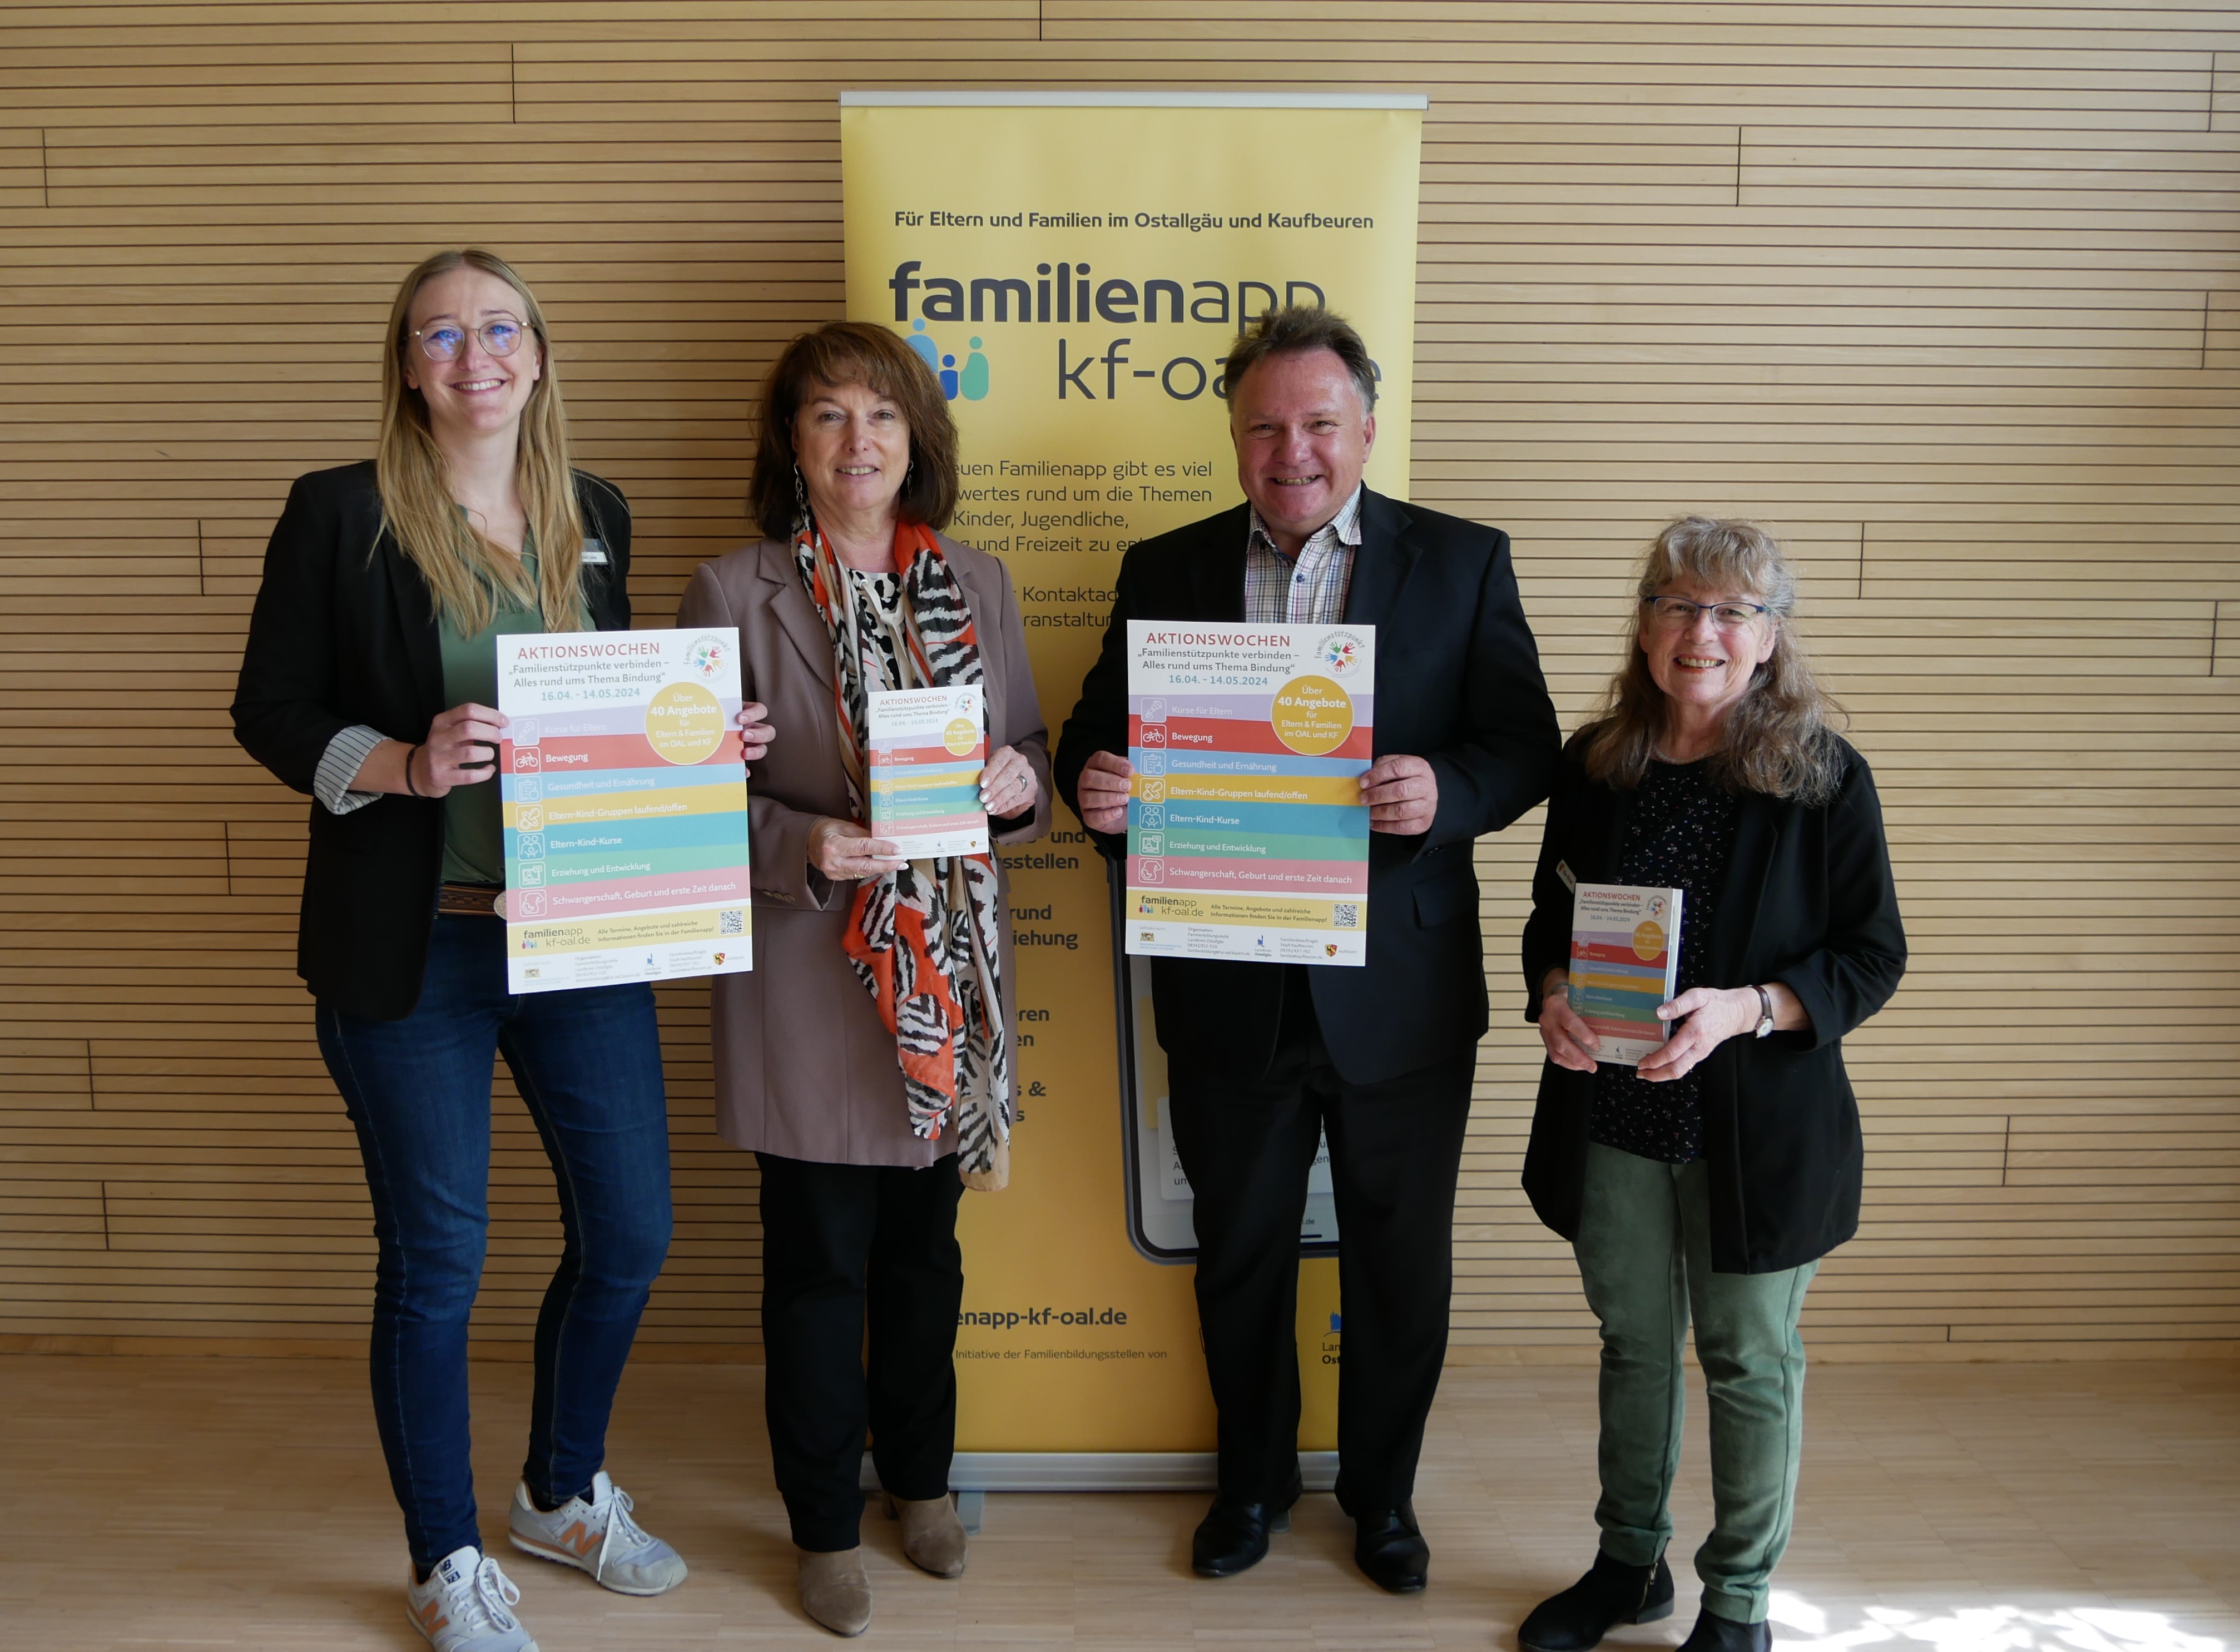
[405,1547,539,1652]
[507,1470,688,1595]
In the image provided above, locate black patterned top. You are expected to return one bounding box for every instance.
[1590,758,1740,1164]
[843,567,907,689]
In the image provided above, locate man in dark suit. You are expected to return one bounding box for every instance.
[1054,307,1560,1592]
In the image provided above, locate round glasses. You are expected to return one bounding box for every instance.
[1645,596,1768,629]
[412,319,530,362]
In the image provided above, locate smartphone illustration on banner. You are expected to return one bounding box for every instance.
[1108,862,1340,1264]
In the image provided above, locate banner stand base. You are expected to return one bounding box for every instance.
[861,1451,1342,1532]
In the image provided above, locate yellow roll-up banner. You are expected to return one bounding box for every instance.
[841,91,1424,1486]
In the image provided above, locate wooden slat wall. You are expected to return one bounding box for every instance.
[1,2,2234,1360]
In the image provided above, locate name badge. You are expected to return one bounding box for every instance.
[1556,860,1578,892]
[582,540,609,565]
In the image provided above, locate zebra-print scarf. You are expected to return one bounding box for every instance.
[796,518,1010,1190]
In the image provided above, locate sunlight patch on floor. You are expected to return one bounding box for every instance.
[1770,1595,2226,1652]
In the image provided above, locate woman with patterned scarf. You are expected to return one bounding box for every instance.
[677,321,1050,1637]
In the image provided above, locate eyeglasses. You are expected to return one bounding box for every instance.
[1645,596,1768,629]
[412,319,531,362]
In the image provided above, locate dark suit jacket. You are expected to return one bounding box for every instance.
[230,460,632,1019]
[1519,731,1907,1273]
[1054,489,1560,1085]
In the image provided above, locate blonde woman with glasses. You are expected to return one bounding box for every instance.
[1515,518,1905,1652]
[233,249,771,1652]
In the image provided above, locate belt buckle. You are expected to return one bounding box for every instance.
[437,882,505,919]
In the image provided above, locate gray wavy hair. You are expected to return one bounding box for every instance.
[1581,516,1846,802]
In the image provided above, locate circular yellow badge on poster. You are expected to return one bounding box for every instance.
[943,717,978,756]
[1271,674,1354,756]
[646,680,725,765]
[1632,920,1667,961]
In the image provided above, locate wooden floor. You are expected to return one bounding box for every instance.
[2,1355,2234,1650]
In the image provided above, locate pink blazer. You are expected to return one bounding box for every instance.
[676,533,1052,1167]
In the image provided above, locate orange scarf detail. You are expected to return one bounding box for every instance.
[795,518,1010,1187]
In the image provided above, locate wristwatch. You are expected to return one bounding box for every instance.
[1752,985,1776,1039]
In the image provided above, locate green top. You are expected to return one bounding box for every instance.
[437,552,550,887]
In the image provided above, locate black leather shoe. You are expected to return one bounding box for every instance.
[1350,1504,1430,1593]
[1190,1476,1301,1577]
[1678,1608,1771,1652]
[1517,1552,1675,1652]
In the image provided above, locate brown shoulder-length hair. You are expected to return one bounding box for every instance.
[747,321,959,541]
[1580,516,1846,803]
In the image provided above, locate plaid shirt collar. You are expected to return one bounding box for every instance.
[1246,483,1365,560]
[1244,484,1365,625]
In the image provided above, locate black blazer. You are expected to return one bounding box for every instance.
[1519,732,1907,1273]
[230,460,632,1020]
[1054,489,1560,1085]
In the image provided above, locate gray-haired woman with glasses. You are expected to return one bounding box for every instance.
[234,249,773,1652]
[1514,518,1905,1652]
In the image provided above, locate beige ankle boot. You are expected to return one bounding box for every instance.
[887,1491,969,1577]
[796,1546,872,1637]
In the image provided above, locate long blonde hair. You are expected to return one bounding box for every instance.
[1582,516,1846,803]
[375,249,586,634]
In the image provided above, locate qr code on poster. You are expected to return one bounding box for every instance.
[718,909,745,935]
[1331,904,1359,929]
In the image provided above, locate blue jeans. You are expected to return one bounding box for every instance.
[315,916,673,1571]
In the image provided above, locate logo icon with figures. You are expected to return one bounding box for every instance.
[1320,630,1367,674]
[686,634,728,680]
[908,320,989,401]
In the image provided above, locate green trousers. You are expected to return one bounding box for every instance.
[1574,1142,1817,1625]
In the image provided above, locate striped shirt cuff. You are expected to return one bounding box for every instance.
[314,724,390,816]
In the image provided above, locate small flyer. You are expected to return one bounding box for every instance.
[495,627,752,994]
[866,683,989,859]
[1123,619,1374,966]
[1567,882,1684,1065]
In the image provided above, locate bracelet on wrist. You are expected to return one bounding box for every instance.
[402,743,425,798]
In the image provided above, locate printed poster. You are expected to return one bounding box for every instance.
[867,683,989,858]
[1568,882,1684,1066]
[496,628,752,994]
[1123,620,1375,966]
